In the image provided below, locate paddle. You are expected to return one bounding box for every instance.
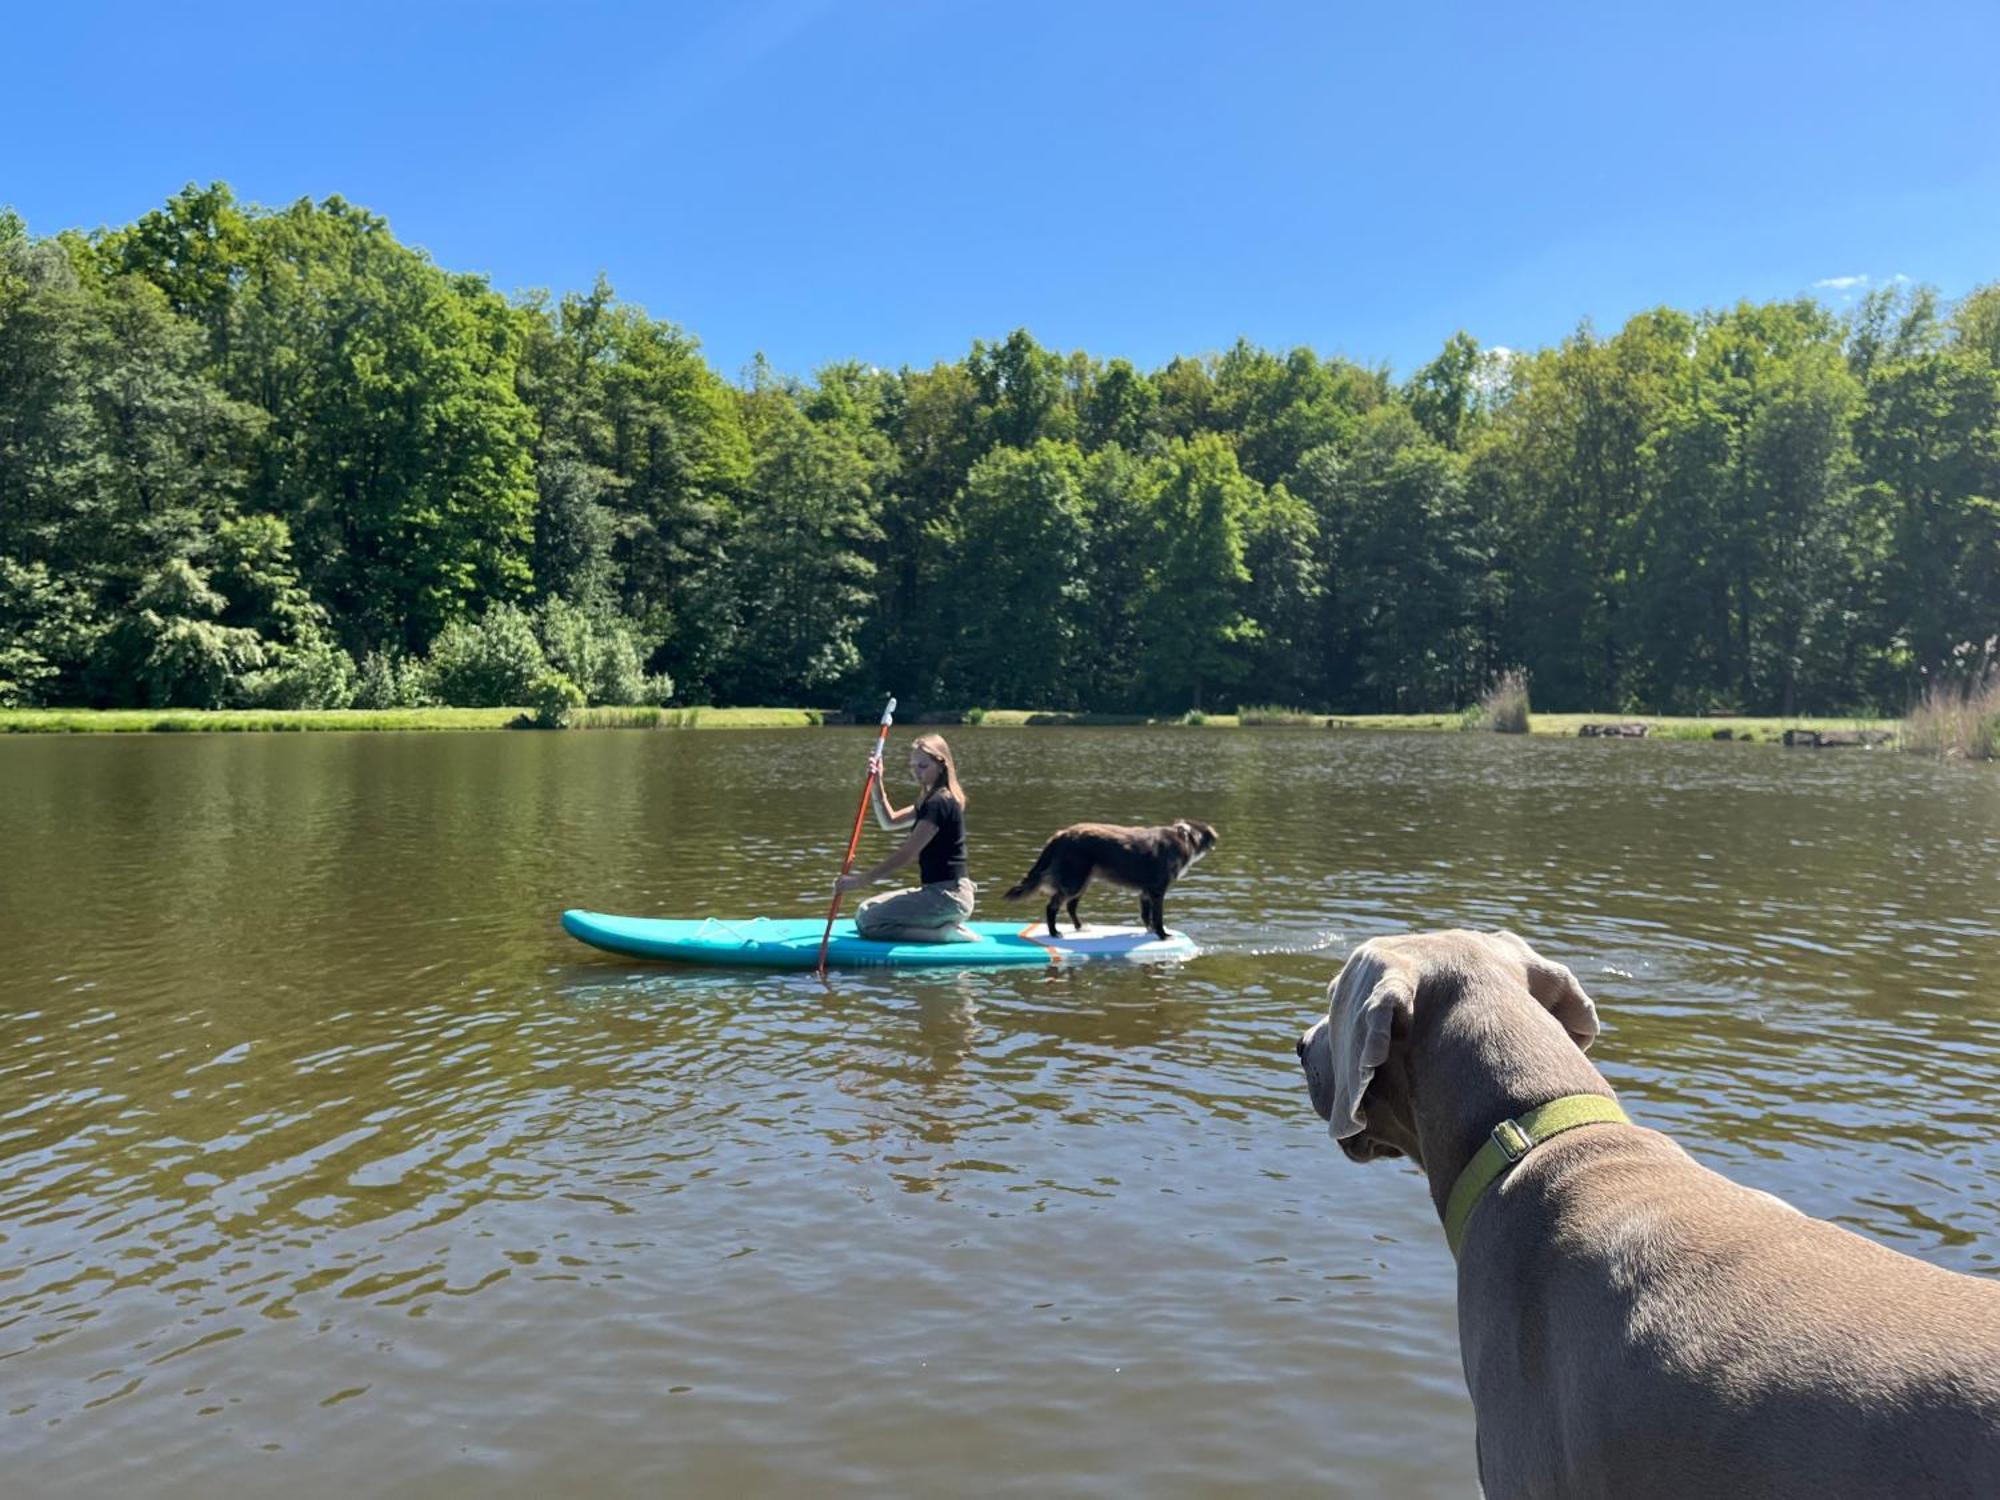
[818,695,896,975]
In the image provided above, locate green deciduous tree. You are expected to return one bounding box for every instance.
[107,557,268,708]
[3,182,1994,720]
[719,380,879,702]
[867,360,982,700]
[1075,444,1160,710]
[100,181,253,373]
[425,603,548,707]
[1327,407,1488,710]
[1136,435,1259,710]
[230,197,537,653]
[970,329,1077,450]
[594,307,750,696]
[944,440,1091,707]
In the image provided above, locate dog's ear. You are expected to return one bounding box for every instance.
[1485,931,1599,1050]
[1326,943,1415,1140]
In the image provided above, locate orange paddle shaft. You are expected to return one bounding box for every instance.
[818,696,896,974]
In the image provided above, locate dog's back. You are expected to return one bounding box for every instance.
[1005,821,1214,898]
[1463,1126,2000,1496]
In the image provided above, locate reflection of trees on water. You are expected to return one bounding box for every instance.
[811,964,1223,1198]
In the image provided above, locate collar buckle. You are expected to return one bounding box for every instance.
[1445,1095,1632,1259]
[1489,1118,1532,1162]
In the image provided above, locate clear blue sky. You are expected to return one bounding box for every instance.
[7,0,1996,382]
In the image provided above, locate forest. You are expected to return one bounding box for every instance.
[3,183,1995,717]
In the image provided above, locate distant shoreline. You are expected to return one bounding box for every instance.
[1,706,1902,743]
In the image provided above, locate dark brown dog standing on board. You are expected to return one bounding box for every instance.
[1004,820,1216,939]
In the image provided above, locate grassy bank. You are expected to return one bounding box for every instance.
[0,705,1914,744]
[1494,713,1899,744]
[975,709,1900,741]
[0,706,828,734]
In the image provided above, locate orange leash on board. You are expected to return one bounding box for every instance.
[818,696,896,976]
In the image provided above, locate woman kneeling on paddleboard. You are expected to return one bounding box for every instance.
[834,733,975,943]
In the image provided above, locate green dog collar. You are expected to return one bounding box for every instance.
[1441,1094,1630,1258]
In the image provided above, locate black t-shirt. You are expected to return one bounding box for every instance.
[916,793,968,885]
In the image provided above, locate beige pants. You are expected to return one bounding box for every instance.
[855,879,977,942]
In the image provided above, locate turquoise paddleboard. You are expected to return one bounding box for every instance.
[561,911,1197,969]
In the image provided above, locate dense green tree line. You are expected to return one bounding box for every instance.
[3,184,1995,715]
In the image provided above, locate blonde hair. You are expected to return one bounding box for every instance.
[910,733,967,807]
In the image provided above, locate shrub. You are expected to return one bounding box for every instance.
[594,632,647,705]
[244,638,357,709]
[352,650,430,709]
[109,558,266,708]
[1237,704,1314,726]
[536,598,655,705]
[528,671,586,728]
[1181,708,1207,726]
[965,706,987,724]
[130,615,267,709]
[1477,668,1532,733]
[0,556,90,707]
[426,605,549,707]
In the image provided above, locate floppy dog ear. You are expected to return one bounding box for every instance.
[1487,931,1599,1050]
[1327,945,1415,1140]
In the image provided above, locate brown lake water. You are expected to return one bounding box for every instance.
[2,727,1997,1497]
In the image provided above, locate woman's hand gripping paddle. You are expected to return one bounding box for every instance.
[818,696,896,976]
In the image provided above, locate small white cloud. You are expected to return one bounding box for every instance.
[1888,272,1911,285]
[1814,274,1869,291]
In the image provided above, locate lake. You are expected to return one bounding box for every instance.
[3,727,1996,1496]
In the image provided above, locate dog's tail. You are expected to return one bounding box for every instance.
[1003,842,1056,901]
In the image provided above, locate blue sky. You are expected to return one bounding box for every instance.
[6,0,1996,382]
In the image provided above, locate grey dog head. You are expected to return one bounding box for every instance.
[1295,931,1600,1160]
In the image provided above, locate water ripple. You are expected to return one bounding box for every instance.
[1,729,1995,1494]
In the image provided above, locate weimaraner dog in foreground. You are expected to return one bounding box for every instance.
[1295,929,2000,1499]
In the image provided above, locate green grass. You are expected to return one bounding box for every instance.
[928,709,1901,739]
[0,704,1907,743]
[972,710,1154,726]
[567,705,827,729]
[671,706,827,728]
[1234,704,1317,726]
[0,705,833,734]
[0,707,525,733]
